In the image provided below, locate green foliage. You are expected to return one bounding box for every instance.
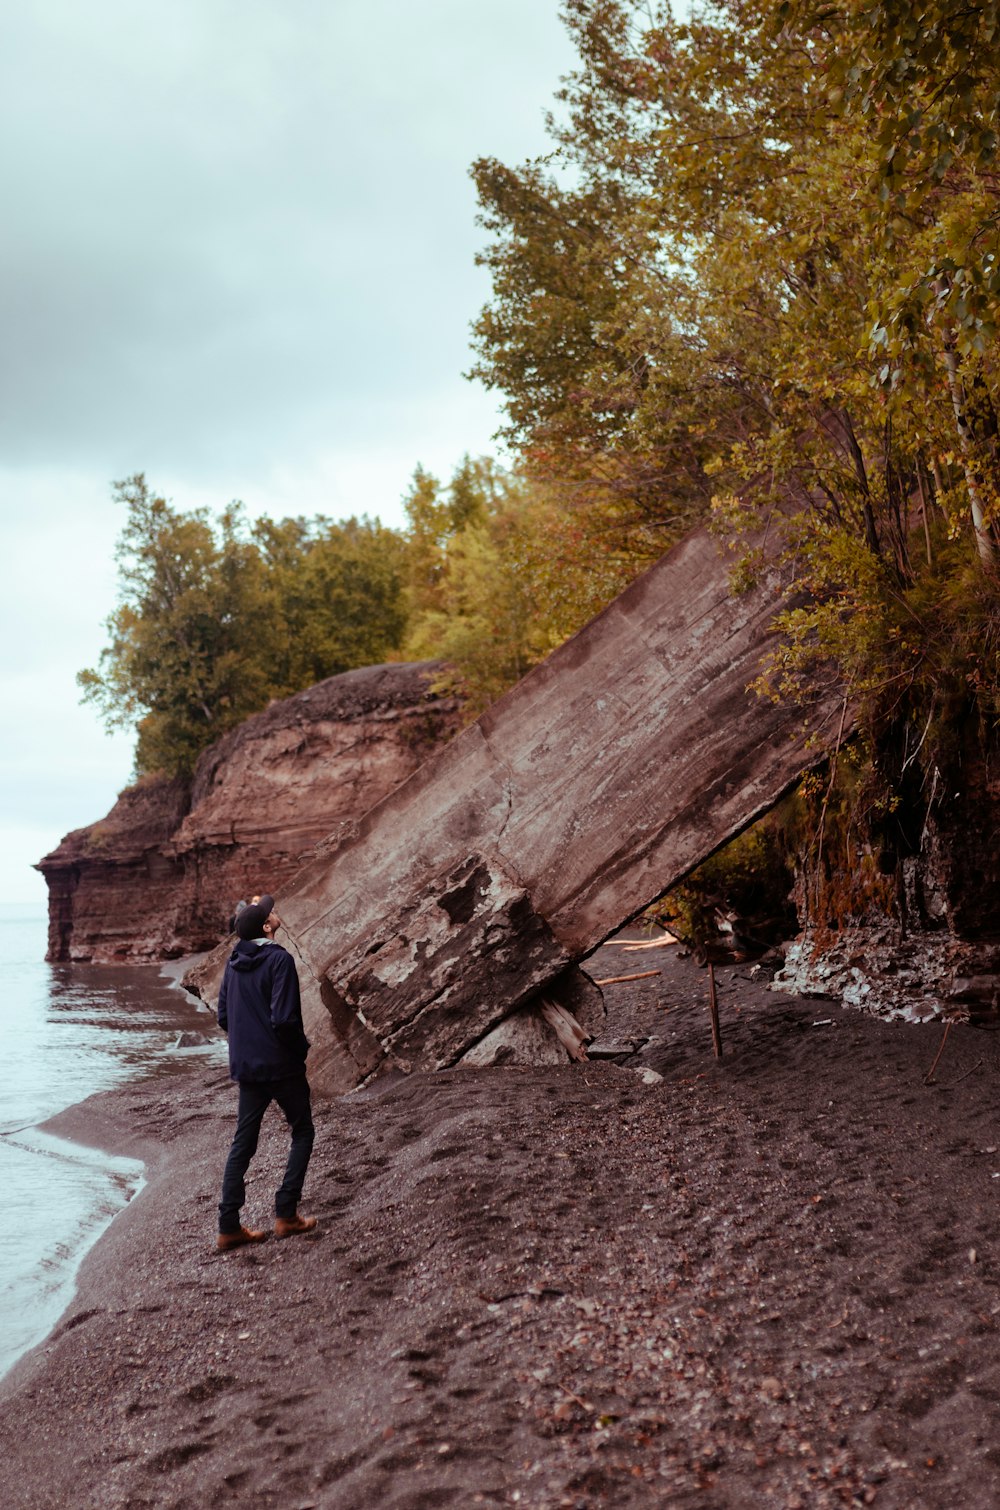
[652,758,900,950]
[783,0,1000,210]
[471,0,1000,800]
[255,513,408,692]
[79,476,408,777]
[461,0,1000,922]
[405,514,539,710]
[82,460,654,779]
[401,455,661,713]
[650,813,797,954]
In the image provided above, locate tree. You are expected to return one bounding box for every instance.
[468,0,1000,921]
[78,476,280,775]
[780,0,1000,560]
[79,476,409,777]
[402,455,656,711]
[258,514,409,690]
[472,0,1000,620]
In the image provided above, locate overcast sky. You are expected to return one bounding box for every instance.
[1,0,577,905]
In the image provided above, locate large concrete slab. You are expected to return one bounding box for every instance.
[267,524,845,1090]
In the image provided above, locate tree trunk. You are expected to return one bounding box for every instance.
[940,343,996,566]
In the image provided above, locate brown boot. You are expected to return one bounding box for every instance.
[216,1225,268,1252]
[274,1213,318,1238]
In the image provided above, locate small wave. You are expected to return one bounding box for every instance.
[0,1131,143,1378]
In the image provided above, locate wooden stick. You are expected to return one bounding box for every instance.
[606,925,675,947]
[708,961,723,1059]
[924,1020,952,1084]
[946,1056,983,1088]
[555,1382,595,1413]
[606,938,676,949]
[592,969,661,986]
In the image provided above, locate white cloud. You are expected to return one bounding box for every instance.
[0,1,577,902]
[0,0,571,470]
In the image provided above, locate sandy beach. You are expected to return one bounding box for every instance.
[2,938,1000,1509]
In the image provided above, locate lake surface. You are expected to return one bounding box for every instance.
[0,905,225,1380]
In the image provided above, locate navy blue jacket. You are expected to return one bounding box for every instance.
[217,940,310,1082]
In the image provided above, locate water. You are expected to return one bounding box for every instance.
[0,905,226,1381]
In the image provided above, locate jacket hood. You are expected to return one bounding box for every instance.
[228,940,274,973]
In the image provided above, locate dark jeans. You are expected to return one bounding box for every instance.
[218,1074,314,1234]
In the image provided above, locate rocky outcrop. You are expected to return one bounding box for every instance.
[770,744,1000,1022]
[38,662,463,962]
[187,523,848,1095]
[771,925,1000,1020]
[39,777,192,964]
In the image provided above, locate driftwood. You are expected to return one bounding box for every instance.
[924,1020,953,1084]
[608,936,679,951]
[539,1000,591,1062]
[592,970,662,987]
[243,521,851,1093]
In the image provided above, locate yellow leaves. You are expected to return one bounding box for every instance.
[469,0,1000,768]
[402,455,666,713]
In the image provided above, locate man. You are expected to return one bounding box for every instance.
[216,893,317,1252]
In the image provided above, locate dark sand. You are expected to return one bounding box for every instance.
[3,940,1000,1509]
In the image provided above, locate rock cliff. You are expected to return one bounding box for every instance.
[187,522,849,1096]
[38,662,463,962]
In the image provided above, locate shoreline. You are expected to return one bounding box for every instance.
[0,1121,145,1385]
[0,1054,224,1400]
[0,953,223,1389]
[3,943,1000,1507]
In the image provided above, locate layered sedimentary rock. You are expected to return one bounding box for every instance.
[38,663,462,962]
[187,525,848,1094]
[40,777,192,964]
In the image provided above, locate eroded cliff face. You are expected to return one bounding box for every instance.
[39,777,192,964]
[187,522,850,1097]
[773,731,1000,1021]
[38,662,462,962]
